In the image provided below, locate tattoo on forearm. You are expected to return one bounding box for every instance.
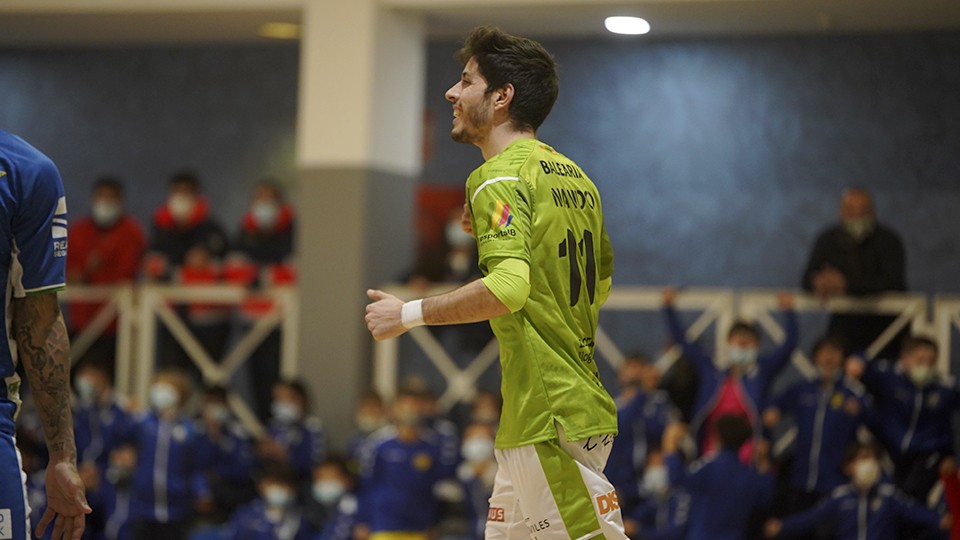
[14,293,76,461]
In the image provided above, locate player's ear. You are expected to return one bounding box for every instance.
[493,83,515,111]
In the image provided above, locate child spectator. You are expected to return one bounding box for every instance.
[624,450,689,540]
[304,456,359,540]
[605,353,678,515]
[763,335,873,513]
[764,441,949,539]
[258,380,327,478]
[847,335,960,500]
[220,461,316,540]
[663,288,797,461]
[663,415,775,540]
[122,368,216,539]
[346,391,388,465]
[198,385,257,522]
[457,423,497,540]
[354,389,446,540]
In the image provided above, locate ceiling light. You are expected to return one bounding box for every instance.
[604,16,651,35]
[259,22,300,40]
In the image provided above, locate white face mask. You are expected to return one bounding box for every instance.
[852,458,880,490]
[728,346,758,367]
[312,480,346,505]
[446,221,474,248]
[205,404,230,424]
[462,436,495,463]
[642,465,670,495]
[271,401,302,424]
[75,377,98,405]
[91,201,122,228]
[844,217,875,242]
[251,200,280,230]
[168,193,196,222]
[149,382,179,412]
[908,365,935,388]
[263,486,294,508]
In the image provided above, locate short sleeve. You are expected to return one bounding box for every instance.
[11,156,67,297]
[468,174,532,269]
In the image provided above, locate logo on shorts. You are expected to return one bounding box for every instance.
[596,490,620,515]
[489,200,513,231]
[0,508,12,540]
[487,507,505,522]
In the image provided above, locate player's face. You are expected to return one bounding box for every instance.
[445,57,495,145]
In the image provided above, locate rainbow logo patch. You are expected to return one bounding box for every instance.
[490,200,513,230]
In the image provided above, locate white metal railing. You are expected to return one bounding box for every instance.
[372,286,950,410]
[59,284,299,438]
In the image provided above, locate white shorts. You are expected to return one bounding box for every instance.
[485,426,626,540]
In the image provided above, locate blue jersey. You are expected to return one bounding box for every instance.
[0,129,68,433]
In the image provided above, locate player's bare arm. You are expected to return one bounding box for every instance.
[14,292,90,540]
[366,279,509,341]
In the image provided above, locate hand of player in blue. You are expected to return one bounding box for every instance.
[365,289,408,341]
[37,461,92,540]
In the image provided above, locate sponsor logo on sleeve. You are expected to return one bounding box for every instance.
[477,200,517,242]
[53,196,68,257]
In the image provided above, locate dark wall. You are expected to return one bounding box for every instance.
[422,33,960,294]
[0,44,299,241]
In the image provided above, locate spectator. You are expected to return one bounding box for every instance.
[122,368,215,539]
[304,456,359,540]
[801,188,907,357]
[197,385,257,523]
[257,380,327,479]
[624,450,689,540]
[605,353,678,515]
[346,391,388,465]
[225,179,297,420]
[763,336,873,523]
[220,461,316,540]
[940,458,960,540]
[457,423,497,540]
[467,390,501,427]
[354,389,446,540]
[407,207,481,288]
[764,441,948,540]
[847,335,959,501]
[101,445,137,540]
[173,243,231,381]
[663,416,775,540]
[663,288,797,460]
[66,177,146,373]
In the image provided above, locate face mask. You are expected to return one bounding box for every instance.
[446,221,474,248]
[271,401,302,424]
[728,346,758,367]
[149,382,179,412]
[908,365,934,388]
[356,415,385,433]
[396,409,421,427]
[263,486,294,508]
[462,436,495,463]
[168,193,196,222]
[251,200,280,230]
[844,218,875,242]
[105,464,133,486]
[312,480,345,505]
[91,201,121,228]
[75,377,98,404]
[642,466,670,495]
[205,404,230,424]
[852,458,880,490]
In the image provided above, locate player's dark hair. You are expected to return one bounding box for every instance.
[727,320,760,342]
[170,170,201,192]
[93,176,124,197]
[901,335,938,356]
[715,414,752,450]
[456,25,559,133]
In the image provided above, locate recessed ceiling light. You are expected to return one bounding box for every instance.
[604,16,651,35]
[259,22,300,40]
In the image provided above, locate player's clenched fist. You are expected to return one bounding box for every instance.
[365,289,408,341]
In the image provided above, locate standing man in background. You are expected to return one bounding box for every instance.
[366,26,624,539]
[0,129,90,540]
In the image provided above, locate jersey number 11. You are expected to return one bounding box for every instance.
[558,229,596,307]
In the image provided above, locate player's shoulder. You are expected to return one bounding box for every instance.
[0,130,60,185]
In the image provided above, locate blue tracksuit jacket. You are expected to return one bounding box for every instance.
[220,500,316,540]
[629,490,690,540]
[777,482,944,540]
[772,377,872,494]
[666,450,775,540]
[665,306,798,448]
[266,417,326,476]
[313,494,359,540]
[74,398,134,470]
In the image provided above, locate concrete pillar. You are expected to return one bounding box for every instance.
[295,0,425,448]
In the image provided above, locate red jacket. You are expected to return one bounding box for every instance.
[66,215,146,331]
[942,467,960,540]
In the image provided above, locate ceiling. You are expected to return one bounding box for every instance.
[0,0,958,46]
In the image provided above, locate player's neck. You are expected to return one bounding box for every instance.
[478,123,535,161]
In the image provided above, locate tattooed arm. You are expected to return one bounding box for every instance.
[14,292,90,540]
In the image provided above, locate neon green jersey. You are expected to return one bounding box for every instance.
[466,138,617,448]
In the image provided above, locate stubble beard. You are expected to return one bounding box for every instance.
[451,104,491,145]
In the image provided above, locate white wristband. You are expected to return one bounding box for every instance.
[401,299,425,329]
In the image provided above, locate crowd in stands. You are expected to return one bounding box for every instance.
[15,179,960,540]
